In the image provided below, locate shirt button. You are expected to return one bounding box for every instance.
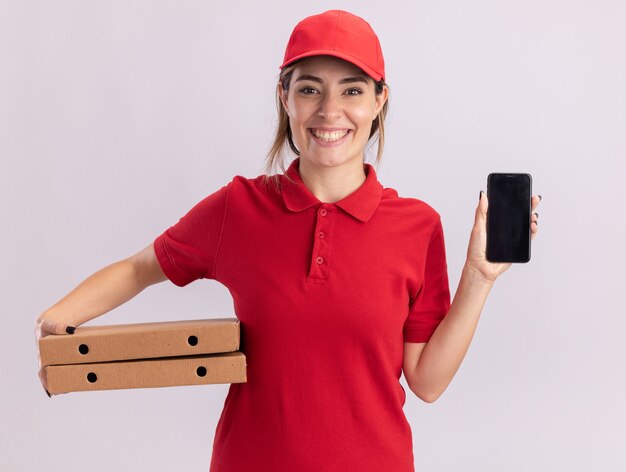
[319,231,325,239]
[319,208,328,216]
[316,256,324,264]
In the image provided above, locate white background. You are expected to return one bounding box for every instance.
[2,1,625,470]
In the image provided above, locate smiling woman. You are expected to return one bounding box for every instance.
[264,54,389,194]
[34,8,540,472]
[279,56,387,174]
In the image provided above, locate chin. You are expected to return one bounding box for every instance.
[301,153,363,169]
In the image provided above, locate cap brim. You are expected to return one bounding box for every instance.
[279,49,383,82]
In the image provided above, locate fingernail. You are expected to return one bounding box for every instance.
[66,326,76,335]
[534,212,539,218]
[538,195,542,201]
[45,389,51,398]
[479,191,483,201]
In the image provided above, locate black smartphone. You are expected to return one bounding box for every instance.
[486,173,532,263]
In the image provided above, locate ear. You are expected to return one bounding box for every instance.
[373,84,389,119]
[278,82,289,115]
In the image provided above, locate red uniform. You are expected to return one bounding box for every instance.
[154,157,450,471]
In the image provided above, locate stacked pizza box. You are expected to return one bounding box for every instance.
[39,318,247,394]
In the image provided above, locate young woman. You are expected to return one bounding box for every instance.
[35,10,541,471]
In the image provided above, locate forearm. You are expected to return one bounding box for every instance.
[410,264,494,402]
[38,258,146,327]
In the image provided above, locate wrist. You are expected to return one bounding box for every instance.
[462,263,496,288]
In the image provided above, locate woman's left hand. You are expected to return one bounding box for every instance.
[465,192,541,283]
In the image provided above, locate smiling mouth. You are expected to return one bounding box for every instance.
[309,128,350,142]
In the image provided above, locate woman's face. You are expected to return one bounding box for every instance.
[280,55,388,170]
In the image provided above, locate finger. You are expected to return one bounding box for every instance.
[530,212,539,239]
[39,367,51,397]
[530,212,539,226]
[531,194,541,211]
[476,191,488,223]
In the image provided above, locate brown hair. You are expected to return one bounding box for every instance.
[260,59,389,191]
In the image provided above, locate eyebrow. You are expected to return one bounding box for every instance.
[294,74,369,85]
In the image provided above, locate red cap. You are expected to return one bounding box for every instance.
[279,10,385,82]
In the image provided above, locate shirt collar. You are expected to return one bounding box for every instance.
[280,157,383,223]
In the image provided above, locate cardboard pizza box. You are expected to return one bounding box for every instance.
[45,351,247,394]
[39,318,241,367]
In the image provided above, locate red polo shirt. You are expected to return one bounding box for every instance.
[153,157,450,472]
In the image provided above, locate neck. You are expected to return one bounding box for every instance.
[297,157,367,203]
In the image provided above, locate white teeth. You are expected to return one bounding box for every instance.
[311,129,349,141]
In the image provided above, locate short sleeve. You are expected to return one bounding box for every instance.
[153,182,230,287]
[403,218,451,343]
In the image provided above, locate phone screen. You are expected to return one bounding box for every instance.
[486,173,532,263]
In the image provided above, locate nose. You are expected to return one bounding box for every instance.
[318,93,342,120]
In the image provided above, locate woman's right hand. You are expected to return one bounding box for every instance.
[35,314,76,397]
[34,243,167,397]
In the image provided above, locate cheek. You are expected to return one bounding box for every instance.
[286,100,310,125]
[347,100,377,123]
[350,107,376,134]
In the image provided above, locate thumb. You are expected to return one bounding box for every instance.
[475,191,488,224]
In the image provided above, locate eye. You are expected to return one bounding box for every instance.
[298,87,318,95]
[345,88,363,96]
